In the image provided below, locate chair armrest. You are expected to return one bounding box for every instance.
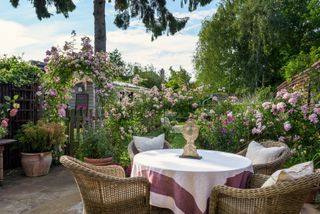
[93,165,126,178]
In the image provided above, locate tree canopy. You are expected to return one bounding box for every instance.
[10,0,215,50]
[166,66,191,90]
[9,0,76,20]
[195,0,320,94]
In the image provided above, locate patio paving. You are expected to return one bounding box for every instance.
[0,165,318,214]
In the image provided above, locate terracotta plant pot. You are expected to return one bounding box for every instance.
[21,152,52,177]
[84,157,113,166]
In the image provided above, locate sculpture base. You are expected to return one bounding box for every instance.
[179,155,202,160]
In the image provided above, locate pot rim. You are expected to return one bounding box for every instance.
[21,151,52,156]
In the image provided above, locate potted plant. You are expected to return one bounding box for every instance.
[16,120,66,176]
[76,125,113,166]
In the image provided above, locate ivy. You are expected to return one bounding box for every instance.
[0,56,42,87]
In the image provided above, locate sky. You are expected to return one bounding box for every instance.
[0,0,217,77]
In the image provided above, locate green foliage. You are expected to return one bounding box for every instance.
[195,0,320,93]
[76,125,112,159]
[0,56,42,87]
[16,120,66,153]
[195,97,253,153]
[166,67,191,90]
[283,47,320,80]
[109,49,128,78]
[10,0,76,20]
[129,64,164,88]
[0,127,7,139]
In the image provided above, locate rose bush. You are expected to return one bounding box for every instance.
[195,88,320,167]
[0,95,20,139]
[38,35,119,122]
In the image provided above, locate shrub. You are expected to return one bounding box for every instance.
[16,120,66,153]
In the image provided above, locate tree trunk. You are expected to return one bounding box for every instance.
[94,0,106,53]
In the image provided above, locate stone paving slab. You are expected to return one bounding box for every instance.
[0,166,82,214]
[0,166,318,214]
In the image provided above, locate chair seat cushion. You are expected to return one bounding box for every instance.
[262,161,314,187]
[133,134,165,152]
[245,141,285,165]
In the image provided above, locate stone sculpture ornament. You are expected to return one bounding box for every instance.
[180,118,202,159]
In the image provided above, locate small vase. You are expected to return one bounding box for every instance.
[21,152,52,177]
[84,157,113,166]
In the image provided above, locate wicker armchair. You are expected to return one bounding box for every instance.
[237,140,291,175]
[60,155,150,214]
[128,140,171,163]
[209,172,320,214]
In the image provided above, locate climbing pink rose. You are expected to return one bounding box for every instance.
[1,119,8,128]
[9,108,18,117]
[47,88,57,97]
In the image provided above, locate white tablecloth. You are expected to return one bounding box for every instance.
[131,149,253,214]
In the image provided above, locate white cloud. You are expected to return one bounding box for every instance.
[0,19,80,60]
[0,18,199,77]
[174,9,216,21]
[106,29,198,76]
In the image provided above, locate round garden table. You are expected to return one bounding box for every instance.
[131,149,253,214]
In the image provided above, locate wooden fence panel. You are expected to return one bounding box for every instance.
[65,109,94,156]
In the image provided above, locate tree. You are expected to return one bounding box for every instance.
[9,0,76,20]
[128,64,163,88]
[10,0,215,52]
[195,0,318,94]
[166,66,191,90]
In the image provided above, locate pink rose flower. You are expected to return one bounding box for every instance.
[1,119,8,128]
[276,89,287,99]
[227,112,234,121]
[308,113,319,124]
[282,92,290,100]
[9,108,18,117]
[314,108,320,115]
[262,102,272,110]
[48,88,57,97]
[36,91,42,96]
[276,102,286,112]
[283,121,292,132]
[252,127,262,135]
[301,104,308,114]
[58,105,66,117]
[288,97,298,105]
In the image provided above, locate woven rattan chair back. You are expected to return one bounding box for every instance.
[128,140,171,163]
[60,155,150,214]
[210,172,320,214]
[237,140,291,175]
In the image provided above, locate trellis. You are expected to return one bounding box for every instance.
[0,84,38,169]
